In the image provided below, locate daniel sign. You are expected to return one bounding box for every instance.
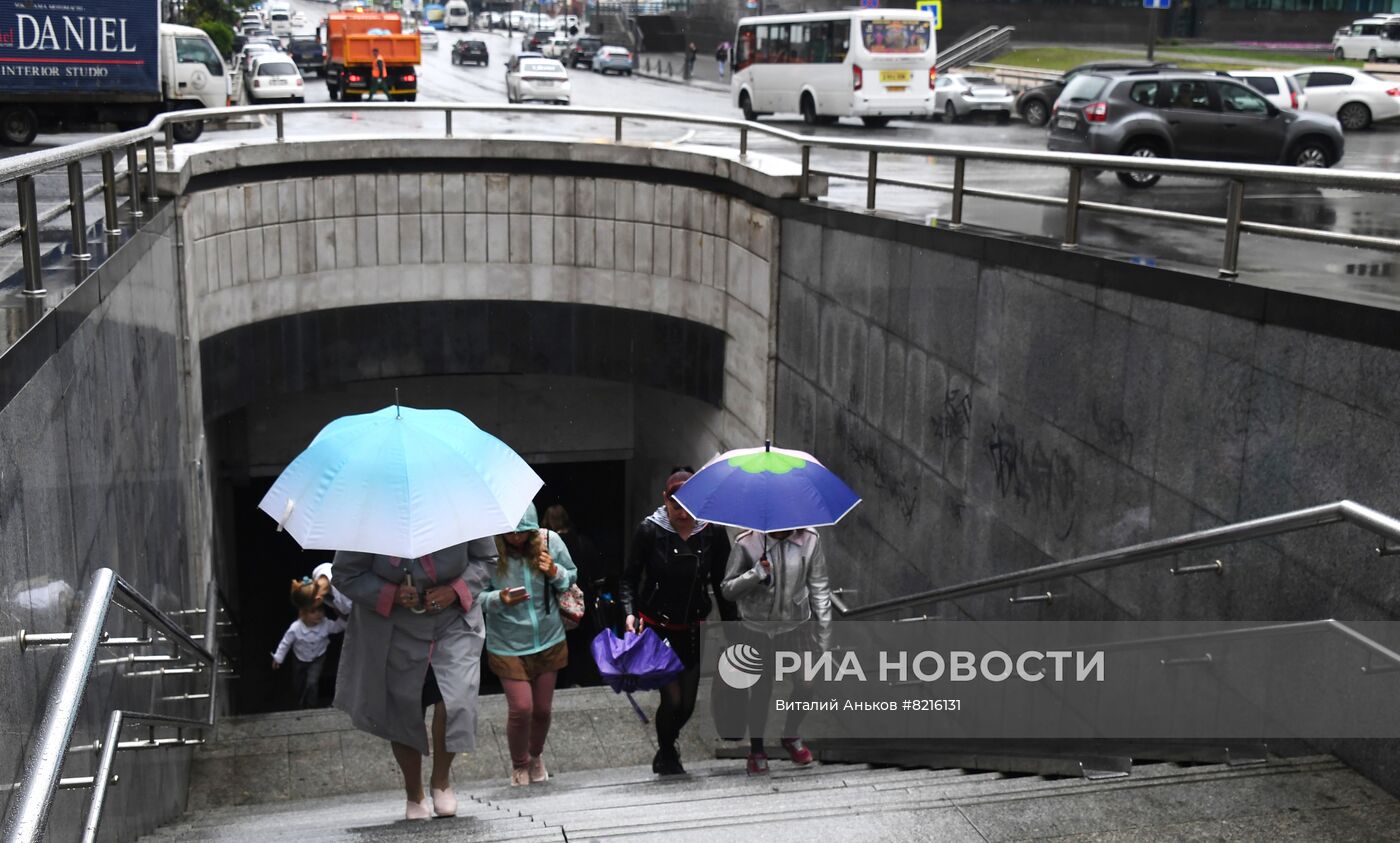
[0,0,161,94]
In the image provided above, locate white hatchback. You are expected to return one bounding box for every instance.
[247,55,305,103]
[418,26,439,50]
[506,56,570,105]
[1227,71,1307,112]
[1287,66,1400,130]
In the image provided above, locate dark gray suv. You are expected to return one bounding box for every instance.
[1047,70,1345,188]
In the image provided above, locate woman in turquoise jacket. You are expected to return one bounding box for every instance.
[481,503,578,786]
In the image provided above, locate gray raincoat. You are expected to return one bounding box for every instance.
[332,538,496,755]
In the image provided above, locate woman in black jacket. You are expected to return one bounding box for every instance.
[621,469,738,775]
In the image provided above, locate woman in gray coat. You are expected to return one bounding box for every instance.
[333,538,496,820]
[718,527,832,775]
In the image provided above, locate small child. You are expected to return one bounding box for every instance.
[272,578,346,709]
[310,560,353,620]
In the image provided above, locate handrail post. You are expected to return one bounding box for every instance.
[203,580,220,729]
[125,144,143,220]
[164,122,175,168]
[1220,178,1245,278]
[67,161,92,263]
[1063,165,1083,249]
[17,175,45,298]
[950,157,966,228]
[80,711,124,843]
[101,151,121,238]
[275,112,285,142]
[866,150,878,211]
[1,568,117,842]
[445,109,453,138]
[739,126,748,160]
[614,114,622,143]
[799,144,811,200]
[143,136,157,208]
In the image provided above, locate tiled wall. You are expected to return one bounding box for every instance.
[183,172,778,453]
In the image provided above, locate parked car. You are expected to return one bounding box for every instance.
[237,42,277,77]
[569,36,603,68]
[1331,16,1400,61]
[592,46,633,75]
[1017,60,1172,127]
[526,29,555,51]
[452,39,489,66]
[542,37,571,60]
[934,73,1013,123]
[506,55,571,104]
[288,36,327,78]
[1286,66,1400,130]
[246,55,305,103]
[1227,70,1306,112]
[1047,70,1344,187]
[418,25,439,49]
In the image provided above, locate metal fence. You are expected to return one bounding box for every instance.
[5,102,1400,303]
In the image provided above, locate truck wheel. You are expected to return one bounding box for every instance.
[0,106,38,146]
[405,94,417,102]
[171,119,204,143]
[328,83,340,101]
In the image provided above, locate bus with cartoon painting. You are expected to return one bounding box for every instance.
[731,9,937,128]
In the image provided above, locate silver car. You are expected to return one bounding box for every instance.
[934,73,1014,124]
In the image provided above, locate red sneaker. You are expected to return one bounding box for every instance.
[746,752,770,775]
[781,738,813,765]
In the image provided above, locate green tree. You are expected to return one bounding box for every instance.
[198,20,235,57]
[182,0,238,27]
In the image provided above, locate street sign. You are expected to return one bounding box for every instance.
[917,0,942,30]
[1143,0,1170,7]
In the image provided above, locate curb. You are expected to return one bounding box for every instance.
[632,68,730,94]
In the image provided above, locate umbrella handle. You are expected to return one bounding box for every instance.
[625,692,649,724]
[405,573,426,614]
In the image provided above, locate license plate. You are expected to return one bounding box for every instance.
[879,70,911,84]
[1056,114,1077,129]
[886,86,907,93]
[271,79,287,85]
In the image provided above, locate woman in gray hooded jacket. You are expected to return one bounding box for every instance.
[720,527,832,775]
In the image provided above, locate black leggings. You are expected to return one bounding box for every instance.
[653,626,702,750]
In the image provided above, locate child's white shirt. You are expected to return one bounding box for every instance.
[272,617,346,664]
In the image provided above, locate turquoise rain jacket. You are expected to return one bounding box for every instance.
[481,529,578,657]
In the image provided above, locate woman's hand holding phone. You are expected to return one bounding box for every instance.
[501,586,529,606]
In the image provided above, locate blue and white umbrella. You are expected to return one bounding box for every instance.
[672,442,860,533]
[258,404,542,559]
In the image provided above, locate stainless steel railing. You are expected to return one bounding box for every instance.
[4,102,1400,304]
[0,568,229,843]
[832,500,1400,618]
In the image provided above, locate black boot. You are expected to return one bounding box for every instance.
[652,743,685,775]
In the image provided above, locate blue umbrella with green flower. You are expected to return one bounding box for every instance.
[671,441,860,533]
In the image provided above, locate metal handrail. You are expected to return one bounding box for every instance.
[837,500,1400,618]
[6,102,1400,306]
[1,569,224,843]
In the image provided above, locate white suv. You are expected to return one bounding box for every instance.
[1332,16,1400,62]
[1228,71,1307,112]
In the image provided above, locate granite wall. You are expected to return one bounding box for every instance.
[774,202,1400,792]
[0,205,209,841]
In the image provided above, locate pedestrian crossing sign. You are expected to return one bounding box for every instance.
[917,0,942,30]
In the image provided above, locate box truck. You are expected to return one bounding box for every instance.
[0,0,228,146]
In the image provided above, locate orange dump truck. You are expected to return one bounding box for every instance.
[324,12,422,102]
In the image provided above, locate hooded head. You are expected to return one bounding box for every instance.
[515,501,540,532]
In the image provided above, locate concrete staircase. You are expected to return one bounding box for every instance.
[143,686,1400,841]
[140,754,1400,842]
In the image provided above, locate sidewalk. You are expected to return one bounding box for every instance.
[632,50,731,93]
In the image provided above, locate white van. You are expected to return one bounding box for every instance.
[733,9,937,128]
[1332,16,1400,61]
[445,0,471,30]
[269,10,293,37]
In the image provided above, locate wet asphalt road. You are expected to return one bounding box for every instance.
[4,9,1400,312]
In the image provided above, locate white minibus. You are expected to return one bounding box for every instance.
[1332,15,1400,62]
[445,0,471,31]
[732,9,936,128]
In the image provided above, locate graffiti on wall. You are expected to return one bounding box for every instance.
[985,413,1079,540]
